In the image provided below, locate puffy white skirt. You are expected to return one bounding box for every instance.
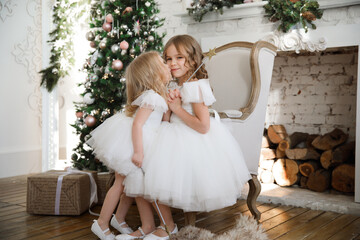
[143,118,251,212]
[86,113,156,196]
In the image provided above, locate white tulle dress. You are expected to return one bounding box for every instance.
[86,90,168,197]
[143,79,251,212]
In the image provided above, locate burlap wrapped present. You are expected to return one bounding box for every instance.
[26,169,98,215]
[96,172,114,205]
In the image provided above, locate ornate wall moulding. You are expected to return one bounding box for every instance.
[0,0,17,22]
[262,30,327,53]
[11,0,42,126]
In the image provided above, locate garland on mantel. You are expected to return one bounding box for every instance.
[187,0,323,33]
[264,0,323,33]
[39,0,88,92]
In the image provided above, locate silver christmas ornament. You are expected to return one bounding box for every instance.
[148,35,155,42]
[90,74,99,82]
[128,31,133,36]
[154,16,160,22]
[145,1,151,7]
[144,31,148,36]
[121,49,127,55]
[52,68,58,74]
[99,41,107,49]
[86,31,95,41]
[84,93,95,104]
[129,48,135,54]
[85,82,91,88]
[120,77,126,82]
[96,9,101,15]
[111,44,120,53]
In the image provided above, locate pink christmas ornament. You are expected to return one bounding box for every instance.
[75,111,84,118]
[122,7,133,15]
[90,41,97,48]
[120,40,129,50]
[102,22,112,32]
[112,59,123,71]
[85,115,96,127]
[105,13,113,23]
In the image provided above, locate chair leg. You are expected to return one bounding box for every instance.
[184,211,197,226]
[247,174,261,221]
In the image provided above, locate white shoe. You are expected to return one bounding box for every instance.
[116,227,146,240]
[143,224,178,240]
[111,214,134,234]
[91,220,116,240]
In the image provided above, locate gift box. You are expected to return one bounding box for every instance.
[26,170,98,215]
[96,172,114,205]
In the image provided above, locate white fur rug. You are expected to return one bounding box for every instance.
[172,215,269,240]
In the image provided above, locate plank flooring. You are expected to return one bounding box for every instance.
[0,175,359,240]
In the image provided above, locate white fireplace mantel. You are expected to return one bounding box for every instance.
[178,0,360,53]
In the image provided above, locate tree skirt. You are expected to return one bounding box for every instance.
[172,215,269,240]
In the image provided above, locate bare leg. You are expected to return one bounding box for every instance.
[113,193,134,227]
[128,197,156,237]
[151,202,176,237]
[97,172,125,234]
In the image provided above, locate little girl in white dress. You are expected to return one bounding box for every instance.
[142,35,251,240]
[86,51,171,240]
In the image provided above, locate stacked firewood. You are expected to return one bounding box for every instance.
[259,125,355,193]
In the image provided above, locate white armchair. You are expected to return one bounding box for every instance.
[184,41,277,225]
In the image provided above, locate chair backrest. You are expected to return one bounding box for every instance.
[205,41,277,174]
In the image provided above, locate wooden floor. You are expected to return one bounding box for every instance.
[0,175,359,240]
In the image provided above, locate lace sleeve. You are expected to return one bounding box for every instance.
[131,90,168,113]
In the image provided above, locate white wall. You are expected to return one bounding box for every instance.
[0,0,43,178]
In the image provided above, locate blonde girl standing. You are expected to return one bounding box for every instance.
[87,51,171,240]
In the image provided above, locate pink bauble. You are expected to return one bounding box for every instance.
[120,40,129,50]
[105,14,113,23]
[85,115,96,127]
[75,111,84,118]
[90,41,97,48]
[102,22,112,32]
[112,60,123,71]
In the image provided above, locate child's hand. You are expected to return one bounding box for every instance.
[132,152,144,168]
[168,89,181,102]
[168,95,182,112]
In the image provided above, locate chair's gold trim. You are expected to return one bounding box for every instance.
[205,41,276,121]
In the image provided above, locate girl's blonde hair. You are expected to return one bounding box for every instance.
[163,34,208,81]
[125,51,168,117]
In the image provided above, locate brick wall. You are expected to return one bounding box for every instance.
[266,47,358,140]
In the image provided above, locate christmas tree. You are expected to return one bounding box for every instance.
[71,0,165,171]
